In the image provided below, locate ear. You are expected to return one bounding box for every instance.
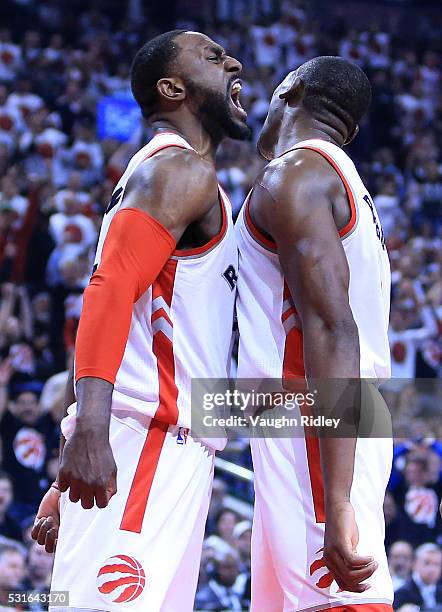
[156,77,185,102]
[344,124,359,146]
[279,76,304,104]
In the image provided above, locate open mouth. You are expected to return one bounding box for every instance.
[229,79,247,119]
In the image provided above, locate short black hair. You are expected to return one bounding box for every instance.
[131,30,186,120]
[297,56,372,133]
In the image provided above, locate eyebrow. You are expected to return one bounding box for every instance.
[204,44,225,56]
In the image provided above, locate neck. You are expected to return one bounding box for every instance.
[150,114,218,164]
[274,111,345,158]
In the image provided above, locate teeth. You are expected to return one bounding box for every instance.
[231,82,242,94]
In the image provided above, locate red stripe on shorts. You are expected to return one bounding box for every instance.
[329,605,392,612]
[120,419,168,533]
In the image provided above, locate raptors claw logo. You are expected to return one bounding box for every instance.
[97,555,146,604]
[309,548,342,591]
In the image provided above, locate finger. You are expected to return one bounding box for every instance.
[37,517,54,546]
[106,476,117,501]
[335,562,378,589]
[325,546,374,570]
[347,561,378,583]
[31,517,45,541]
[342,551,374,569]
[68,479,81,503]
[80,487,94,510]
[337,580,371,594]
[328,560,377,592]
[44,527,58,554]
[94,486,110,509]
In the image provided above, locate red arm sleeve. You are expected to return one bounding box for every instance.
[75,208,176,384]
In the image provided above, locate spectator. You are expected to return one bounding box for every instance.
[394,543,442,610]
[388,541,414,591]
[0,471,22,542]
[232,520,252,572]
[392,453,442,547]
[0,387,59,522]
[215,509,240,547]
[195,548,248,611]
[389,302,438,379]
[0,539,26,591]
[384,491,402,552]
[21,541,53,593]
[206,478,227,535]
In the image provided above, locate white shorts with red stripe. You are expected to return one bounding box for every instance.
[250,387,394,612]
[50,409,214,612]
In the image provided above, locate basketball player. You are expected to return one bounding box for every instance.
[236,57,393,611]
[31,30,249,611]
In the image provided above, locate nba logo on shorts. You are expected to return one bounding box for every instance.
[176,427,188,445]
[97,555,146,604]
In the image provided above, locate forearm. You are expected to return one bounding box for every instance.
[18,288,33,340]
[304,319,359,379]
[75,208,176,384]
[304,319,361,506]
[75,377,114,440]
[56,360,76,474]
[0,383,7,420]
[0,288,16,331]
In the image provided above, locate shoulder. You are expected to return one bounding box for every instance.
[257,148,344,205]
[121,146,218,228]
[126,147,217,203]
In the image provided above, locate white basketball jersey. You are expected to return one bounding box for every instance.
[236,138,391,380]
[92,132,238,437]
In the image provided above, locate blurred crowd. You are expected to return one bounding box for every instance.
[0,0,440,609]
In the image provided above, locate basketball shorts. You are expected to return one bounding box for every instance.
[250,383,394,612]
[50,407,214,612]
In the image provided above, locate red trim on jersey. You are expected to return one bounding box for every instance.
[281,282,305,379]
[142,142,188,163]
[152,258,179,425]
[244,193,277,251]
[297,145,357,239]
[303,423,326,523]
[281,282,325,522]
[120,418,168,533]
[173,191,228,257]
[282,305,296,323]
[151,308,172,326]
[329,606,392,612]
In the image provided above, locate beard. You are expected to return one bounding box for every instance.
[186,78,251,142]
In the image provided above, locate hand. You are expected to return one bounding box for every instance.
[323,500,378,593]
[58,429,117,509]
[31,486,60,553]
[16,285,28,299]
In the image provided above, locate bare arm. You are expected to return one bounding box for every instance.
[0,284,16,337]
[0,359,13,421]
[258,151,376,591]
[16,285,33,341]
